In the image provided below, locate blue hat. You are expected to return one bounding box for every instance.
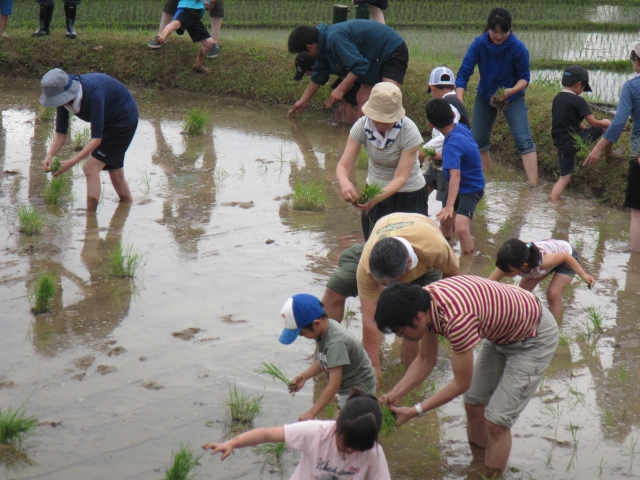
[278,294,325,345]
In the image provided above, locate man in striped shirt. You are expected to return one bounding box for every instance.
[375,276,558,477]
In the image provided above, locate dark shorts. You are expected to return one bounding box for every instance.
[175,8,211,42]
[361,184,428,241]
[424,162,447,201]
[625,158,640,210]
[551,247,580,278]
[441,189,484,220]
[36,0,82,5]
[163,0,224,18]
[354,0,389,9]
[556,127,604,176]
[330,78,361,108]
[1,0,13,15]
[380,41,409,85]
[91,121,137,171]
[326,243,442,298]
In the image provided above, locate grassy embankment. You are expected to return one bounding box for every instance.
[0,30,633,208]
[8,0,640,32]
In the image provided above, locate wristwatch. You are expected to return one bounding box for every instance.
[414,403,426,417]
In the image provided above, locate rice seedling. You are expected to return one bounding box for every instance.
[49,157,62,174]
[17,205,44,236]
[0,403,38,446]
[181,108,209,136]
[29,272,57,314]
[72,127,91,151]
[215,167,229,183]
[343,304,355,319]
[568,422,579,449]
[490,86,509,110]
[138,169,151,194]
[475,195,488,215]
[223,384,263,425]
[163,443,202,480]
[558,333,570,347]
[545,446,554,467]
[624,432,639,456]
[254,442,287,465]
[356,148,368,169]
[498,218,515,237]
[380,406,399,436]
[324,402,337,420]
[421,145,437,158]
[426,442,441,460]
[599,407,616,427]
[291,179,327,212]
[581,305,604,337]
[255,362,292,387]
[616,363,630,385]
[43,174,73,205]
[569,131,593,162]
[357,182,384,205]
[36,106,56,122]
[106,240,145,278]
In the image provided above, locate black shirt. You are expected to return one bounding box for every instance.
[443,93,471,129]
[551,91,592,149]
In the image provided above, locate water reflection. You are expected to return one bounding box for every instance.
[29,203,133,356]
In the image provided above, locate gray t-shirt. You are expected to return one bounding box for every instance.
[350,116,426,193]
[316,319,376,396]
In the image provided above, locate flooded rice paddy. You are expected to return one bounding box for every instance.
[1,80,640,479]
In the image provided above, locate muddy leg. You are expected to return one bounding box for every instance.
[465,403,488,462]
[86,196,99,213]
[546,273,572,321]
[480,151,491,172]
[83,157,105,211]
[322,287,347,322]
[551,174,571,201]
[521,151,539,187]
[484,420,511,476]
[108,168,132,203]
[193,39,213,73]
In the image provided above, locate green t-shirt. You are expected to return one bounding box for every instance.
[316,320,376,396]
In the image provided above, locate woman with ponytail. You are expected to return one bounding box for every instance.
[489,238,595,320]
[203,388,390,479]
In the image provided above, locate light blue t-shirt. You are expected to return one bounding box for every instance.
[177,0,206,11]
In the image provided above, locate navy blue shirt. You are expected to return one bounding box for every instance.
[455,32,531,106]
[442,124,485,194]
[310,20,404,86]
[55,73,139,139]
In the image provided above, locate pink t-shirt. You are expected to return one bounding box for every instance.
[284,420,390,480]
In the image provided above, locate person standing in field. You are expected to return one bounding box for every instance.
[375,278,559,478]
[352,0,387,23]
[455,7,538,186]
[287,20,408,119]
[39,68,138,213]
[583,41,640,252]
[336,83,428,240]
[148,0,224,60]
[31,0,80,39]
[0,0,12,37]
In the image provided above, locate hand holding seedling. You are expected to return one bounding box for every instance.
[339,181,358,204]
[387,405,414,426]
[378,391,401,409]
[328,86,345,106]
[582,274,596,289]
[202,441,234,460]
[289,100,307,117]
[289,374,306,393]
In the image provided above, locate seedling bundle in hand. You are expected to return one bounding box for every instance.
[357,182,384,205]
[570,131,594,161]
[380,406,399,436]
[421,146,437,158]
[255,362,296,396]
[50,157,61,173]
[490,86,509,110]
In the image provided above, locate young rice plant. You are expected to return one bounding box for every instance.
[17,205,44,236]
[163,443,202,480]
[223,384,263,425]
[29,272,57,314]
[182,108,209,136]
[356,148,369,169]
[43,174,73,205]
[291,179,327,211]
[357,182,384,205]
[106,240,145,278]
[570,131,593,161]
[0,404,38,446]
[72,127,91,151]
[36,106,56,122]
[50,157,62,174]
[421,145,437,158]
[380,406,399,437]
[255,362,292,388]
[254,442,287,465]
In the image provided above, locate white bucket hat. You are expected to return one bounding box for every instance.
[361,82,405,123]
[40,68,80,108]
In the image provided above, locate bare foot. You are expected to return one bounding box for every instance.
[193,64,210,73]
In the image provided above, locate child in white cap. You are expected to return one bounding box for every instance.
[279,294,376,420]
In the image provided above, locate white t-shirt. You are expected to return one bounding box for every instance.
[284,420,391,480]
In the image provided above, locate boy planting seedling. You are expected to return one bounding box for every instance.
[278,294,376,420]
[156,0,215,73]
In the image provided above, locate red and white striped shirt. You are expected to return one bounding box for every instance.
[425,276,542,353]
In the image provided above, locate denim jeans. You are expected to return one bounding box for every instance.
[472,95,536,155]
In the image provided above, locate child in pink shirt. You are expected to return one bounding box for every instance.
[202,389,391,480]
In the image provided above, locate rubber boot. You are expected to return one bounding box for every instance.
[32,4,53,37]
[87,196,99,213]
[192,48,210,73]
[64,3,77,39]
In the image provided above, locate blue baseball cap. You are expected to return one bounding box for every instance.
[278,294,325,345]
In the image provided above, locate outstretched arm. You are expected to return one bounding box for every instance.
[488,268,508,282]
[541,252,595,287]
[202,426,285,460]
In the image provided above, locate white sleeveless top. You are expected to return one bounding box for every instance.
[519,239,572,278]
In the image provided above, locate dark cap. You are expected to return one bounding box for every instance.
[563,65,592,92]
[294,52,316,81]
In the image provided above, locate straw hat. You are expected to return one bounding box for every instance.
[40,68,80,108]
[362,82,405,123]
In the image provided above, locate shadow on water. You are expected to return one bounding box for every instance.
[1,79,640,479]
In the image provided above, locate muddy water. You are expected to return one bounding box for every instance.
[1,79,640,479]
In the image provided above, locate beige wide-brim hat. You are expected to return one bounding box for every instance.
[362,82,405,123]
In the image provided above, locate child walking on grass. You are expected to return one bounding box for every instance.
[550,65,615,201]
[489,238,596,321]
[279,294,376,421]
[203,388,391,480]
[156,0,214,73]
